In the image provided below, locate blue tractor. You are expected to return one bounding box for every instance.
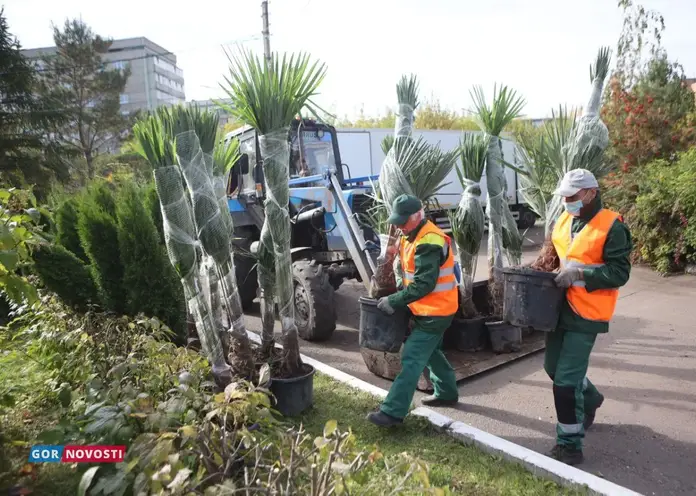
[225,118,380,342]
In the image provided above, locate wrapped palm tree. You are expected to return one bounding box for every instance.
[449,132,489,317]
[544,47,612,235]
[470,84,525,317]
[220,48,327,377]
[369,75,458,297]
[132,114,232,385]
[175,130,254,378]
[516,48,613,272]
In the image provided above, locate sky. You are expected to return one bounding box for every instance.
[4,0,695,120]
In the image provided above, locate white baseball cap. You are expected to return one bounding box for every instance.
[553,169,599,197]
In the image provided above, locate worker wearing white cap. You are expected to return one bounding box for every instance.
[536,168,632,465]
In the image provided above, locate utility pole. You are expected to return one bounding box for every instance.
[261,1,271,63]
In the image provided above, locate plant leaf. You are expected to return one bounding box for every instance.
[78,466,100,496]
[323,419,338,438]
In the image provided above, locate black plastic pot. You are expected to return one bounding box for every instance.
[501,267,565,332]
[269,364,315,417]
[358,296,409,353]
[486,321,522,353]
[444,316,487,351]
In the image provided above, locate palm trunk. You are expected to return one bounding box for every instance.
[154,165,232,384]
[257,222,276,357]
[259,131,302,377]
[485,136,507,318]
[176,131,255,379]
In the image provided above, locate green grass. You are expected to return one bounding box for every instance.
[1,344,585,496]
[298,374,586,496]
[0,349,80,495]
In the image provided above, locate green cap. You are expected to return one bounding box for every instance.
[387,194,423,225]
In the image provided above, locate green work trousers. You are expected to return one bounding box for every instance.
[380,317,458,419]
[544,329,603,450]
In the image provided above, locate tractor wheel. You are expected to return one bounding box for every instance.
[232,228,259,311]
[293,259,336,342]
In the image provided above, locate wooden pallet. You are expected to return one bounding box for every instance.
[360,331,546,392]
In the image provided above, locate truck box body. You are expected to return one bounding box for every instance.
[334,128,524,210]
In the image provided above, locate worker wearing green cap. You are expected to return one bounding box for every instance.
[367,194,460,427]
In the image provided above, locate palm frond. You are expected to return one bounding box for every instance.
[132,114,176,169]
[381,135,394,155]
[213,135,240,176]
[155,104,220,154]
[590,46,612,83]
[456,132,488,184]
[470,84,526,137]
[396,74,420,109]
[219,48,327,134]
[408,145,458,201]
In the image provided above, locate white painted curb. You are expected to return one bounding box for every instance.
[246,331,642,496]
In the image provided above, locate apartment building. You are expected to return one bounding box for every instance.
[22,37,185,114]
[188,98,235,126]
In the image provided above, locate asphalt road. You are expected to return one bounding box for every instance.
[242,226,696,495]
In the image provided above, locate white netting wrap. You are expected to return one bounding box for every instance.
[450,178,484,317]
[370,140,414,297]
[153,164,228,377]
[394,103,416,139]
[258,130,299,348]
[485,137,506,275]
[543,116,610,237]
[174,130,253,376]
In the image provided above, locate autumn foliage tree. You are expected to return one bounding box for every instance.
[602,55,696,172]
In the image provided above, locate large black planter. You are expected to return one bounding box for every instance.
[358,296,410,353]
[501,267,564,332]
[269,364,315,417]
[444,316,488,351]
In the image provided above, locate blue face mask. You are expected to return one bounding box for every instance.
[564,199,584,216]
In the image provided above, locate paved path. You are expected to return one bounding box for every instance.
[243,227,696,495]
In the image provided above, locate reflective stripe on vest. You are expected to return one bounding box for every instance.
[552,209,622,323]
[399,220,459,317]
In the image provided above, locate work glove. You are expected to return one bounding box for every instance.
[377,297,395,315]
[554,268,582,288]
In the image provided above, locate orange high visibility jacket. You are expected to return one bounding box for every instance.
[552,209,622,322]
[399,220,458,317]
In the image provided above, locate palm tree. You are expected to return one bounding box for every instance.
[449,132,488,318]
[471,84,526,317]
[516,48,613,272]
[220,48,327,377]
[369,75,459,297]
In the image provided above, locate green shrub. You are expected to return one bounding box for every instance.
[77,189,126,313]
[144,181,165,245]
[31,244,98,310]
[3,297,444,496]
[605,147,696,273]
[116,182,185,339]
[87,180,117,219]
[55,197,88,263]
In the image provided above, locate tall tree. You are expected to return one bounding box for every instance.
[37,19,130,179]
[0,8,70,196]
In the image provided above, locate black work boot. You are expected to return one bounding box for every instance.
[548,444,584,466]
[366,411,403,427]
[421,395,459,407]
[584,393,605,430]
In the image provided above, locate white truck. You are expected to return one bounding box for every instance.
[334,128,538,231]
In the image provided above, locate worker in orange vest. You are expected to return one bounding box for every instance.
[368,194,459,427]
[539,169,632,465]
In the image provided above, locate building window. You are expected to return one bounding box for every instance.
[111,61,127,70]
[119,94,129,105]
[154,56,177,74]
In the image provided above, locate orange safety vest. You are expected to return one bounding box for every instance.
[552,208,622,322]
[399,220,458,317]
